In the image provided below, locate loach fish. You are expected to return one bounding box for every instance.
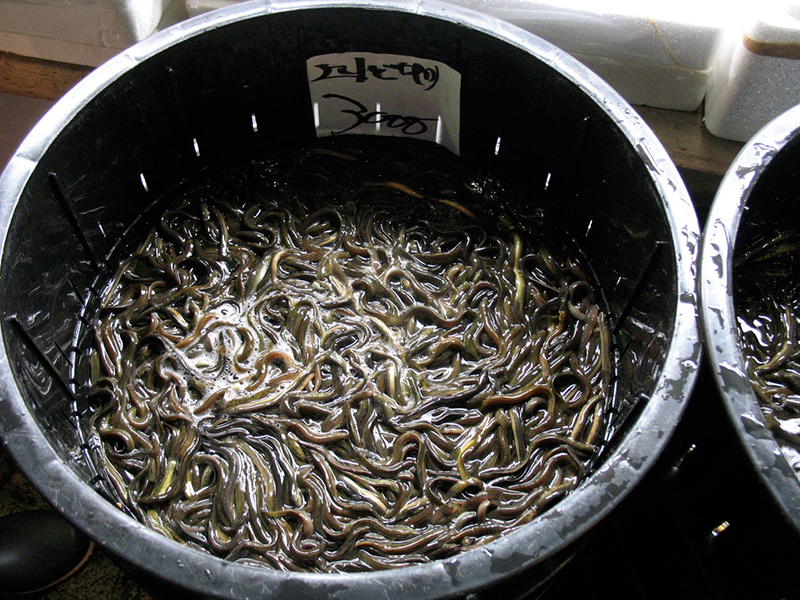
[735,219,800,476]
[87,135,614,573]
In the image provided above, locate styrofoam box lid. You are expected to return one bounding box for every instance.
[745,1,800,45]
[465,0,727,71]
[189,0,727,71]
[0,0,182,65]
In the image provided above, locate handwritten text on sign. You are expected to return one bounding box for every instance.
[307,53,461,154]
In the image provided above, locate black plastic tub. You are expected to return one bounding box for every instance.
[0,1,700,598]
[701,103,800,542]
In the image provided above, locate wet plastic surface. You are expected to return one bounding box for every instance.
[701,103,800,542]
[539,359,800,600]
[0,509,93,594]
[0,1,700,598]
[5,363,799,599]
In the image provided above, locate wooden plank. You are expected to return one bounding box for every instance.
[635,104,744,177]
[0,51,93,100]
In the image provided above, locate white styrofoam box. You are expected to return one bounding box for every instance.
[1,0,730,112]
[0,0,187,66]
[186,0,238,16]
[185,0,727,111]
[469,0,724,69]
[458,0,728,111]
[571,53,713,110]
[705,2,800,142]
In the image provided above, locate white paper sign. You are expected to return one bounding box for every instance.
[307,52,461,155]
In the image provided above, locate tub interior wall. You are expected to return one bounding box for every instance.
[735,135,800,245]
[0,8,676,487]
[730,130,800,476]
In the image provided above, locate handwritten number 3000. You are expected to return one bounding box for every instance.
[323,93,437,135]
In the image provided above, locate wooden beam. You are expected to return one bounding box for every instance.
[635,105,744,177]
[0,51,93,100]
